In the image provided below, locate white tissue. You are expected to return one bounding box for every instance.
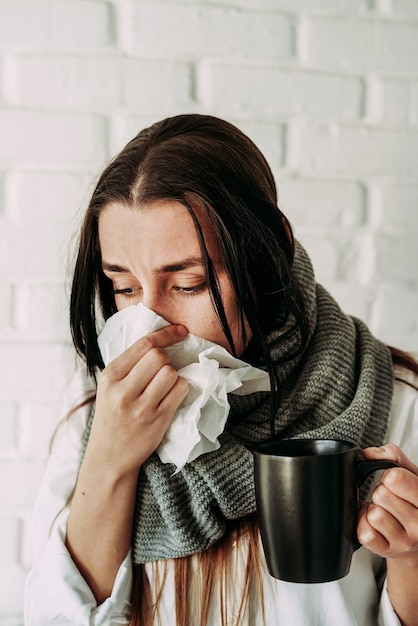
[97,303,270,472]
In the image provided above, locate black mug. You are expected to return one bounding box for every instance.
[253,438,399,584]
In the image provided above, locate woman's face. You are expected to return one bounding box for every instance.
[98,199,252,356]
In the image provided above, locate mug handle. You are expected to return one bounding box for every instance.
[357,458,400,486]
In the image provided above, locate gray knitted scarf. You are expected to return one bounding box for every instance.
[83,242,394,564]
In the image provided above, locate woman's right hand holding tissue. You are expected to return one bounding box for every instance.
[91,324,189,476]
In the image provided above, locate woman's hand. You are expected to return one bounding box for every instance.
[89,324,190,477]
[357,444,418,559]
[357,444,418,626]
[66,324,189,603]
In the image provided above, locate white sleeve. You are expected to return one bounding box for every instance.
[24,368,133,626]
[378,580,404,626]
[25,518,133,626]
[377,369,418,626]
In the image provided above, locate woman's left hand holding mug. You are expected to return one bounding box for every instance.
[357,444,418,626]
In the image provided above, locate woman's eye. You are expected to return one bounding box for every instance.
[110,283,207,299]
[111,287,138,298]
[173,282,207,295]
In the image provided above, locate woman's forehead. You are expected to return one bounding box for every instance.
[98,200,222,268]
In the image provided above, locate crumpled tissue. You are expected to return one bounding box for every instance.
[97,303,270,472]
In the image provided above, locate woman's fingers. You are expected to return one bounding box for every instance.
[104,324,188,381]
[134,362,189,422]
[379,466,418,508]
[358,445,418,558]
[358,505,391,553]
[157,375,189,414]
[116,348,173,404]
[362,444,418,477]
[90,324,190,473]
[98,324,188,404]
[359,501,418,557]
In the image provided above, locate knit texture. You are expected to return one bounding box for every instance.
[83,242,394,564]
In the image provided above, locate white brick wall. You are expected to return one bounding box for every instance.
[0,1,417,622]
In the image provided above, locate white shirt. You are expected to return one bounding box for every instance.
[24,367,418,626]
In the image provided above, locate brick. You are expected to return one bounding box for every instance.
[6,171,89,223]
[0,1,113,52]
[5,55,122,110]
[0,404,18,453]
[391,0,418,16]
[338,234,376,284]
[297,234,339,281]
[280,178,366,228]
[306,18,374,71]
[307,17,418,73]
[0,111,107,168]
[0,2,52,49]
[199,63,363,120]
[298,232,376,285]
[378,330,418,354]
[0,460,44,509]
[11,283,69,340]
[51,1,114,51]
[129,5,293,61]
[108,115,153,156]
[379,185,418,232]
[297,124,418,178]
[375,21,418,73]
[151,0,369,10]
[373,286,418,351]
[18,403,57,459]
[378,78,412,126]
[374,232,418,283]
[0,517,21,566]
[0,564,26,615]
[0,173,4,215]
[0,616,23,626]
[234,119,284,170]
[20,512,32,570]
[0,221,75,281]
[0,344,70,395]
[412,81,418,127]
[123,59,194,110]
[0,282,13,334]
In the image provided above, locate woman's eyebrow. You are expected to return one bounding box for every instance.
[102,257,204,274]
[157,258,204,273]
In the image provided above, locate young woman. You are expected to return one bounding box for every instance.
[25,114,418,626]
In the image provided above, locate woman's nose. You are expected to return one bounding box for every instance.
[141,290,172,323]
